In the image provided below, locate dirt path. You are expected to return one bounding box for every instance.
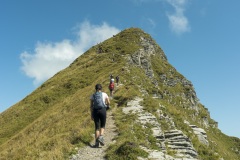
[70,109,117,160]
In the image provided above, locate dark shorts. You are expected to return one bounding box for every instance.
[93,107,106,130]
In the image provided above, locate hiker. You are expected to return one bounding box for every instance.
[109,79,115,98]
[90,84,110,147]
[109,74,114,82]
[116,75,119,86]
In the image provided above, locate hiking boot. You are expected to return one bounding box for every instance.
[93,140,99,148]
[98,135,105,146]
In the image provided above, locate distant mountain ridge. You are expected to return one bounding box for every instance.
[0,28,239,159]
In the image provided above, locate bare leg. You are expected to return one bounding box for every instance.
[110,91,113,98]
[100,128,105,136]
[98,128,105,146]
[95,130,100,140]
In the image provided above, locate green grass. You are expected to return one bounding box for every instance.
[0,28,239,160]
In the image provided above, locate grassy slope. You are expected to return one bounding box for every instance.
[0,51,126,159]
[0,28,141,159]
[0,28,239,160]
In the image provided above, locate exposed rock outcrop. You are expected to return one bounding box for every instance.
[128,35,199,111]
[190,125,209,146]
[123,97,198,160]
[164,130,198,158]
[184,120,209,146]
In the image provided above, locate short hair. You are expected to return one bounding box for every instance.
[95,84,102,91]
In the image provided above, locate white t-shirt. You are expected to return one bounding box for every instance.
[90,92,109,105]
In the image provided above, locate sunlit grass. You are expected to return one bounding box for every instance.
[0,28,239,159]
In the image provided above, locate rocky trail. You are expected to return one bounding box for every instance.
[70,94,205,160]
[70,109,118,160]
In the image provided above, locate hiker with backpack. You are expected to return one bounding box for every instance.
[109,78,115,98]
[90,84,110,147]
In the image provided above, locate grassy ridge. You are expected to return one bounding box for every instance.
[0,51,125,159]
[0,28,239,159]
[0,28,143,159]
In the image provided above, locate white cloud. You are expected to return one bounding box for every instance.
[20,21,120,86]
[131,0,191,35]
[166,0,191,34]
[147,18,157,28]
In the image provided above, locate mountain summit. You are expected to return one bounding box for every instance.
[0,28,239,159]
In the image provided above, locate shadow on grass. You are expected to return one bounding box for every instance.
[113,96,128,107]
[71,136,91,147]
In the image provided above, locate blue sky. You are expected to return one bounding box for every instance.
[1,0,239,138]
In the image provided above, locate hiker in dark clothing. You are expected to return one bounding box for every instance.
[116,76,119,86]
[90,84,110,147]
[110,74,114,82]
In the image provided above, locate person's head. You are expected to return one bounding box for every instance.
[95,84,102,91]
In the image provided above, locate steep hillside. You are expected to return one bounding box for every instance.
[0,28,239,160]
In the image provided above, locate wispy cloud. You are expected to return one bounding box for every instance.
[20,21,120,86]
[166,0,191,34]
[147,18,157,28]
[132,0,191,35]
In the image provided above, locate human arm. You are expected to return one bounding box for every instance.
[106,97,110,106]
[90,98,94,120]
[105,95,110,110]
